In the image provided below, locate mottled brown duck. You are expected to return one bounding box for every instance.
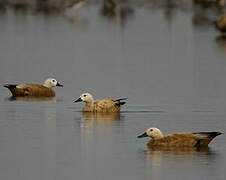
[74,93,127,113]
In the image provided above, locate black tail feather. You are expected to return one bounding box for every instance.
[119,101,126,106]
[4,84,17,90]
[114,97,127,106]
[114,98,128,102]
[195,132,222,138]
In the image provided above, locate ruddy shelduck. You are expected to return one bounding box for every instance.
[4,78,63,97]
[138,127,222,147]
[74,92,127,112]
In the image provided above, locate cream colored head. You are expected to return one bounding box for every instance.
[74,93,94,103]
[43,78,63,88]
[138,127,164,139]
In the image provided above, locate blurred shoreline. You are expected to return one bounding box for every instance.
[0,0,225,28]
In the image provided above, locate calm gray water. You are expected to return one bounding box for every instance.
[0,1,226,180]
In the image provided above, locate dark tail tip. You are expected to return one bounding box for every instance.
[114,98,127,106]
[115,98,128,102]
[4,84,17,89]
[119,101,126,106]
[208,132,222,138]
[213,132,223,137]
[197,131,223,138]
[4,84,9,88]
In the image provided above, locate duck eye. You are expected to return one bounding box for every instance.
[150,129,153,132]
[83,95,87,97]
[52,80,56,82]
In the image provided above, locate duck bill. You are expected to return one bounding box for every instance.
[137,132,148,138]
[74,97,82,103]
[56,82,63,87]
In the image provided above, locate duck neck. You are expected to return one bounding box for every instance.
[43,83,52,88]
[152,132,164,139]
[153,134,164,139]
[85,101,94,108]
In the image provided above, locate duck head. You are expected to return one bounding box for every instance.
[137,127,164,139]
[43,78,63,88]
[74,93,94,103]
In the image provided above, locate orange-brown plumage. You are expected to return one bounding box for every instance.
[4,78,63,97]
[5,84,55,97]
[138,127,222,147]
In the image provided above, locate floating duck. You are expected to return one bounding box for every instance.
[74,92,127,112]
[4,78,63,97]
[138,127,222,147]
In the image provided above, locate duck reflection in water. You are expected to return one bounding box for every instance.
[144,145,213,168]
[147,144,211,155]
[82,111,122,124]
[5,96,58,102]
[78,112,123,136]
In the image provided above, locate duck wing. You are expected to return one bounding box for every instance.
[149,134,199,147]
[95,99,120,112]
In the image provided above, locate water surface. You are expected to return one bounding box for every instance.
[0,1,226,180]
